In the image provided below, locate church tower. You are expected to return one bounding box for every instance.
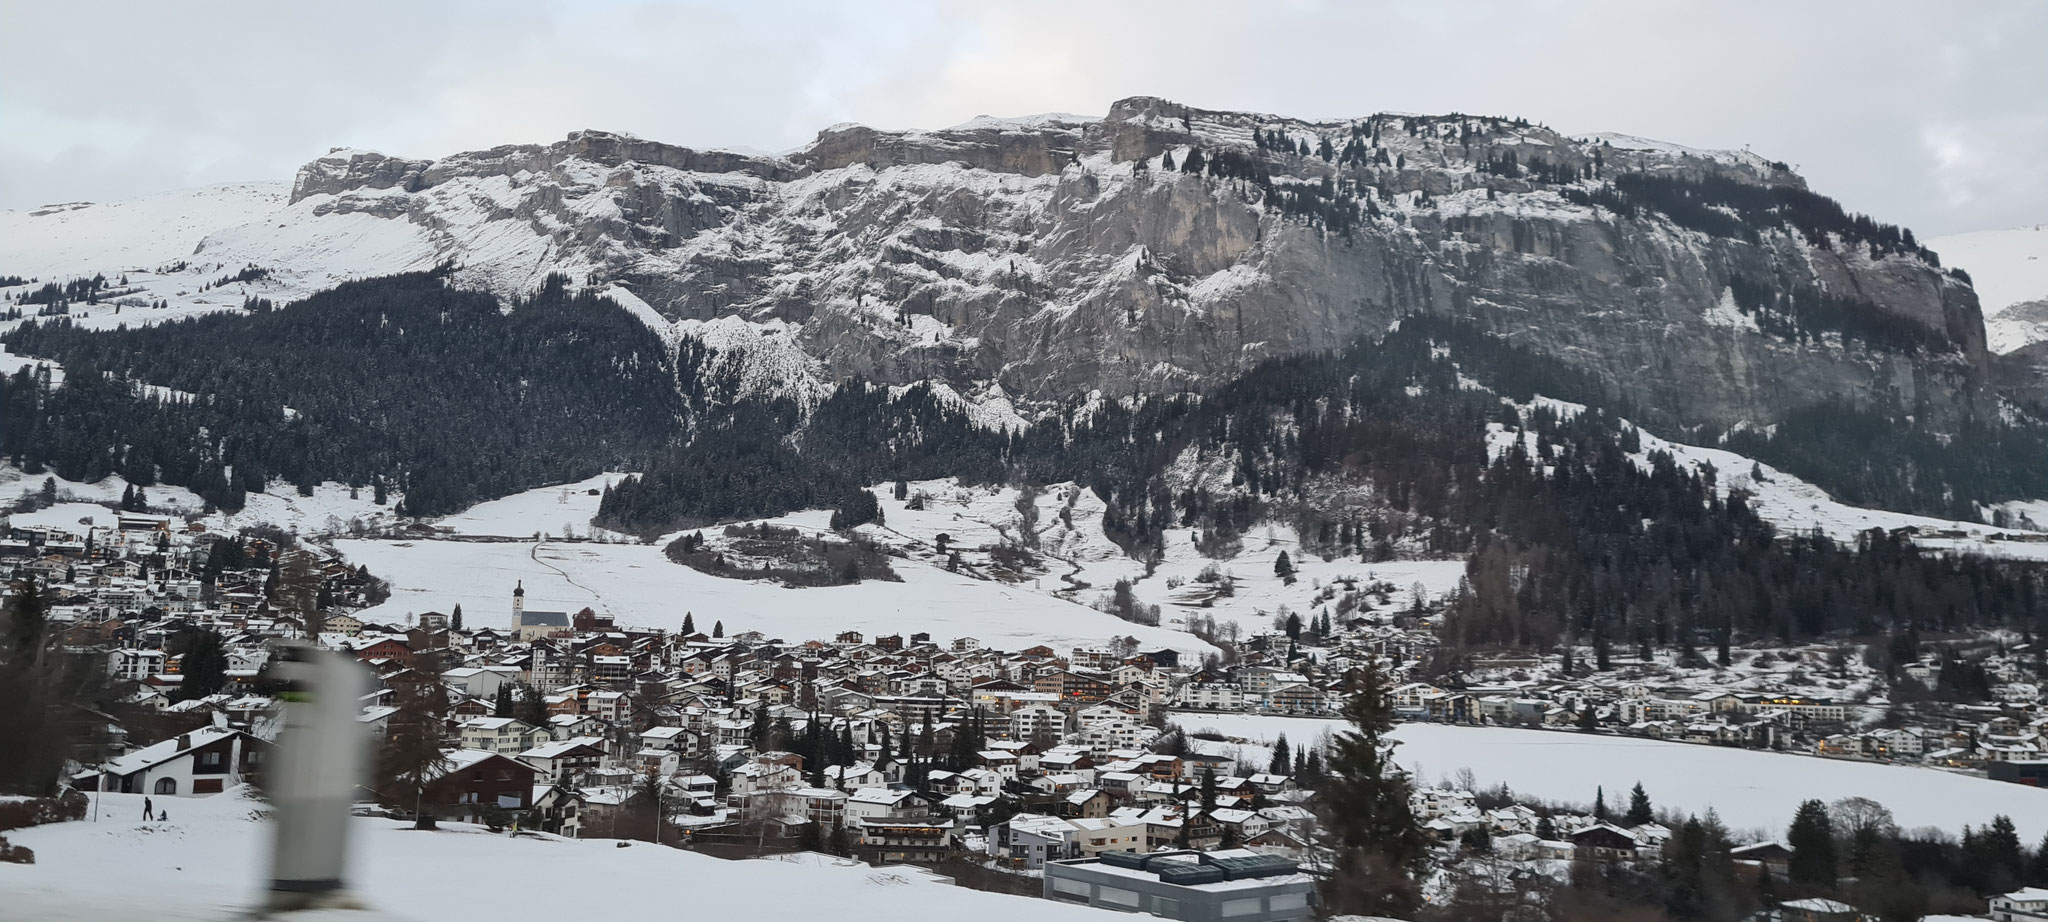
[511,580,525,630]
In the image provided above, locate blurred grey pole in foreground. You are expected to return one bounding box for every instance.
[262,644,372,914]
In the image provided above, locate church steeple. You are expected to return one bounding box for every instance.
[512,580,525,629]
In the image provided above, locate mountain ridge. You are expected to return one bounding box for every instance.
[203,97,1993,433]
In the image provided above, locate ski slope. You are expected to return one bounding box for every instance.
[0,789,1113,922]
[1168,713,2048,840]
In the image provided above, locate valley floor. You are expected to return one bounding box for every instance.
[1168,712,2048,840]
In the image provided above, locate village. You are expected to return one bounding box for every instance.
[6,484,2048,921]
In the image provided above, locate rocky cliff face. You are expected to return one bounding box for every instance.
[271,97,1997,432]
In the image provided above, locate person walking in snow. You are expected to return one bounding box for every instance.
[143,796,154,821]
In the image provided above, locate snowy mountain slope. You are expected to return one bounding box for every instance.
[1,789,1114,922]
[1931,224,2048,354]
[0,464,403,538]
[1,181,287,279]
[1487,398,2048,557]
[6,98,2001,434]
[1170,715,2048,840]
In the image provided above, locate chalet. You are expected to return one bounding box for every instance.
[458,716,541,755]
[107,648,167,681]
[1035,670,1113,703]
[1714,838,1793,880]
[856,819,951,865]
[531,783,585,838]
[1570,824,1639,862]
[1990,887,2048,922]
[1775,898,1867,922]
[348,636,414,667]
[846,787,928,822]
[1059,788,1114,819]
[423,750,538,815]
[84,727,268,796]
[518,737,607,783]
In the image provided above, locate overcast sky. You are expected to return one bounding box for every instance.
[4,0,2042,236]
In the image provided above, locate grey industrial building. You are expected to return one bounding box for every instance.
[1042,850,1316,922]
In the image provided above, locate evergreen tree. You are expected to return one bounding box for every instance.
[450,604,463,632]
[1593,786,1609,821]
[1787,799,1837,888]
[379,651,453,829]
[514,682,549,727]
[1319,659,1424,917]
[1982,814,2026,891]
[172,629,229,701]
[1534,814,1558,840]
[492,684,513,718]
[1625,782,1654,827]
[713,620,724,638]
[1274,550,1295,579]
[1268,733,1291,775]
[682,612,696,635]
[3,577,44,663]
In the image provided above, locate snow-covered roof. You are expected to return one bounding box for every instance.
[99,726,241,776]
[521,736,606,759]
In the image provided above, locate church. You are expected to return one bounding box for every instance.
[509,581,569,641]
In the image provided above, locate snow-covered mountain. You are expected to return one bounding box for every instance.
[2,96,2016,427]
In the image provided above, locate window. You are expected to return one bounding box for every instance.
[1051,877,1091,901]
[1149,896,1179,916]
[1270,892,1310,911]
[1221,898,1264,917]
[1098,887,1139,908]
[154,777,177,795]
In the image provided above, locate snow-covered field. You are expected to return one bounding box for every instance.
[0,790,1110,922]
[825,478,1467,641]
[1168,713,2048,840]
[427,472,629,539]
[338,535,1216,657]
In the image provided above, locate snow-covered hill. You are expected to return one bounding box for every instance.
[0,789,1111,922]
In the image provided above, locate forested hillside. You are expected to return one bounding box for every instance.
[7,272,2047,656]
[2,270,683,515]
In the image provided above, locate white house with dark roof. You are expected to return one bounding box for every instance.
[83,726,267,797]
